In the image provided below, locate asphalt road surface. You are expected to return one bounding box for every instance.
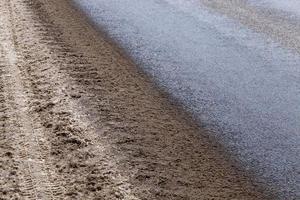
[73,0,300,199]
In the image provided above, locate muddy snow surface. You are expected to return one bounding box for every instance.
[249,0,300,19]
[73,0,300,199]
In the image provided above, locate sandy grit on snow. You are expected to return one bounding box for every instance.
[0,0,274,199]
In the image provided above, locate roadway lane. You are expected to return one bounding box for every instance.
[72,0,300,198]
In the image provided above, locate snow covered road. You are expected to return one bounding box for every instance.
[73,0,300,198]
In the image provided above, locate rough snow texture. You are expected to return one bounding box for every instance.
[249,0,300,19]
